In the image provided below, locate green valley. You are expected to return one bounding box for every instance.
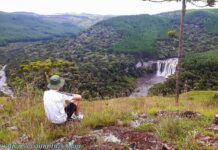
[0,12,82,46]
[0,3,218,150]
[0,9,217,99]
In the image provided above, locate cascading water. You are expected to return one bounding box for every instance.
[130,58,178,97]
[156,58,178,78]
[0,65,14,97]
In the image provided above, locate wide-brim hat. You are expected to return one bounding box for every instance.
[47,75,65,89]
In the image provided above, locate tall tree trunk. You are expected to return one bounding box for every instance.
[175,0,186,105]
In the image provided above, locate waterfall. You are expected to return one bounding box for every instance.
[0,65,14,97]
[130,58,178,97]
[156,58,178,78]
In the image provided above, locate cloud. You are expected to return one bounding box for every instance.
[0,0,217,15]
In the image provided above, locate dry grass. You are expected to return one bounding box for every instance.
[82,91,218,118]
[0,90,218,148]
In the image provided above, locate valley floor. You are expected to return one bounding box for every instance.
[1,91,218,149]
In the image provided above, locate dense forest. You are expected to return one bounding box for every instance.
[8,57,146,99]
[1,9,218,99]
[0,12,82,46]
[0,12,113,46]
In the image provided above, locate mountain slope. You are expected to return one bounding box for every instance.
[64,9,218,58]
[1,9,218,99]
[41,13,113,29]
[0,12,82,45]
[98,15,170,55]
[13,12,113,29]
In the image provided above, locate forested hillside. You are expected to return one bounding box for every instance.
[41,13,113,29]
[56,9,218,59]
[1,9,218,63]
[98,15,170,55]
[1,9,218,99]
[0,12,82,46]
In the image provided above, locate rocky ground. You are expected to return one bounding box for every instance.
[51,111,218,150]
[53,126,175,150]
[4,110,218,150]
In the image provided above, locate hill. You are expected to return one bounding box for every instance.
[1,9,218,59]
[1,91,218,149]
[46,9,218,59]
[41,13,113,29]
[0,11,82,46]
[13,12,113,29]
[1,9,218,99]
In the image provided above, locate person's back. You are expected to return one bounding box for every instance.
[43,90,72,124]
[43,75,83,124]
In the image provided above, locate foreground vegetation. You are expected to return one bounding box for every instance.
[0,90,218,149]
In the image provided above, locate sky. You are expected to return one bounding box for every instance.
[0,0,218,15]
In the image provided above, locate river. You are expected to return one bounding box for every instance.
[0,65,14,97]
[129,58,178,97]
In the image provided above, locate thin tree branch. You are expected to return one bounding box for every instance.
[188,1,209,7]
[142,0,166,2]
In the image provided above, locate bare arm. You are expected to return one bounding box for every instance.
[72,94,82,101]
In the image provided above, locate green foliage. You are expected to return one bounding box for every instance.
[167,30,178,39]
[2,9,218,100]
[182,50,218,90]
[185,10,218,33]
[149,50,218,96]
[0,129,18,144]
[7,55,145,99]
[77,55,141,99]
[99,15,170,55]
[148,76,176,96]
[0,12,82,45]
[136,123,156,132]
[147,108,159,116]
[186,91,218,102]
[8,59,79,94]
[206,94,218,106]
[157,117,209,149]
[81,109,131,129]
[1,90,218,148]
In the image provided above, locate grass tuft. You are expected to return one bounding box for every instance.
[1,90,218,149]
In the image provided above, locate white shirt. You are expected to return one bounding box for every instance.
[43,90,73,124]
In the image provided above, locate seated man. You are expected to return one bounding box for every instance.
[43,75,83,124]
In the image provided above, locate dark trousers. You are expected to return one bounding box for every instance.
[64,103,77,120]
